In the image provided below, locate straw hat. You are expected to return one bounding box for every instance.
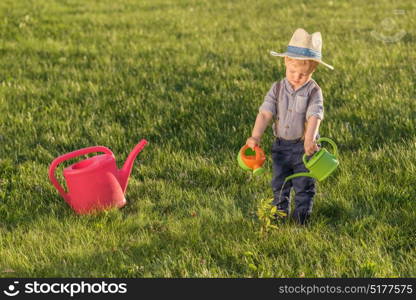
[270,28,334,70]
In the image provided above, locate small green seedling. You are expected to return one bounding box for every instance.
[242,251,258,273]
[257,198,287,235]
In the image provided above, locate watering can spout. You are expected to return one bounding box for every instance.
[284,172,316,183]
[119,139,148,192]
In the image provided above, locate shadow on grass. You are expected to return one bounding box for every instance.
[316,188,415,231]
[19,217,255,277]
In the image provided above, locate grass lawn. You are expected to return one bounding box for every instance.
[0,0,415,277]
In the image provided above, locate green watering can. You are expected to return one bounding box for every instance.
[285,137,339,182]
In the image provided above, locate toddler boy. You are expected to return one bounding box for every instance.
[246,28,334,224]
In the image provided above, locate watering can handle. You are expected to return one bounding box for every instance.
[302,153,308,166]
[302,137,338,165]
[253,146,262,162]
[48,146,114,202]
[317,137,338,157]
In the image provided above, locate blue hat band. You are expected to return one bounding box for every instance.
[287,45,321,59]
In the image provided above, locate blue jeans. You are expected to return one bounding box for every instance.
[271,138,316,224]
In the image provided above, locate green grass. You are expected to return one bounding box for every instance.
[0,0,415,277]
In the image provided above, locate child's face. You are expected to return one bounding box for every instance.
[284,58,315,90]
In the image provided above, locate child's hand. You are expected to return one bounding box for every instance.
[304,139,319,156]
[246,137,260,149]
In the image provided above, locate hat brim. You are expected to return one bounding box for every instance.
[270,51,334,70]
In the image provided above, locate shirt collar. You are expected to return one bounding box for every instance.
[283,78,312,95]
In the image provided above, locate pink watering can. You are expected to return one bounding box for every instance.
[48,139,148,214]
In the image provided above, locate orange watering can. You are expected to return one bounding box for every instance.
[48,139,147,214]
[237,145,266,175]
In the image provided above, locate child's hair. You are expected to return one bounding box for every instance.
[284,57,319,73]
